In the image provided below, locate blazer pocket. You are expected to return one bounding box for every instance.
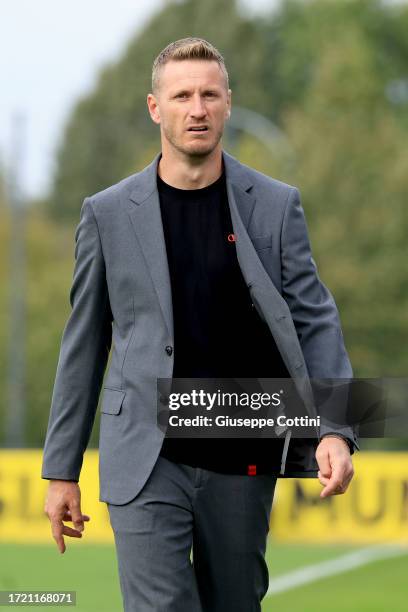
[250,234,272,250]
[101,387,126,415]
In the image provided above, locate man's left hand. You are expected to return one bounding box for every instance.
[316,436,354,499]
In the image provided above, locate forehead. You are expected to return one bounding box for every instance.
[159,59,225,91]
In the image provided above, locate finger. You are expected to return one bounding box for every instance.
[320,465,345,498]
[61,525,83,538]
[62,511,90,522]
[50,519,66,554]
[64,509,90,517]
[320,474,345,498]
[318,470,331,486]
[320,478,347,492]
[320,483,342,498]
[69,501,84,532]
[319,462,354,497]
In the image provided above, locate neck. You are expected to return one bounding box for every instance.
[157,144,223,189]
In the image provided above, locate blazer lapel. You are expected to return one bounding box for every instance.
[225,156,306,370]
[224,152,317,418]
[127,153,174,341]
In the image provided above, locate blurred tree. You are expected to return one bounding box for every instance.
[257,0,408,124]
[279,24,408,377]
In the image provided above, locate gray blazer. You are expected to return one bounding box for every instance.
[41,150,359,505]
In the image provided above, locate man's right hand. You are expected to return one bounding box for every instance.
[44,480,90,554]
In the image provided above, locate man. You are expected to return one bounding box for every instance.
[42,38,359,611]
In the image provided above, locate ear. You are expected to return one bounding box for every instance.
[226,89,232,119]
[147,93,161,125]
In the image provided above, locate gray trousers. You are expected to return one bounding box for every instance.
[107,455,277,612]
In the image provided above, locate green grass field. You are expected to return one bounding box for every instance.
[0,540,407,611]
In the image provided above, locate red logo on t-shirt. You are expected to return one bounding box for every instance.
[227,233,236,242]
[248,464,257,476]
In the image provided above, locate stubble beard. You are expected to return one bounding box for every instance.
[162,122,224,159]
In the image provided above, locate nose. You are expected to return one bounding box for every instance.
[190,94,207,118]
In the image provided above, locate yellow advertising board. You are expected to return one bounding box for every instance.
[271,452,408,543]
[0,450,113,544]
[0,450,407,544]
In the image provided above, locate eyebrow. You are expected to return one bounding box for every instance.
[171,88,220,97]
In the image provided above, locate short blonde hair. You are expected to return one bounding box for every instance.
[152,37,229,95]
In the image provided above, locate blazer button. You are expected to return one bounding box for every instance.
[165,345,173,356]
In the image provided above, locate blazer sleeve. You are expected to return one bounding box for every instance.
[280,187,360,453]
[41,196,113,481]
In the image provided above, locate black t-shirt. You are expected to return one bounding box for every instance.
[157,165,290,474]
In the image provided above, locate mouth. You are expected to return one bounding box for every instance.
[187,126,209,133]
